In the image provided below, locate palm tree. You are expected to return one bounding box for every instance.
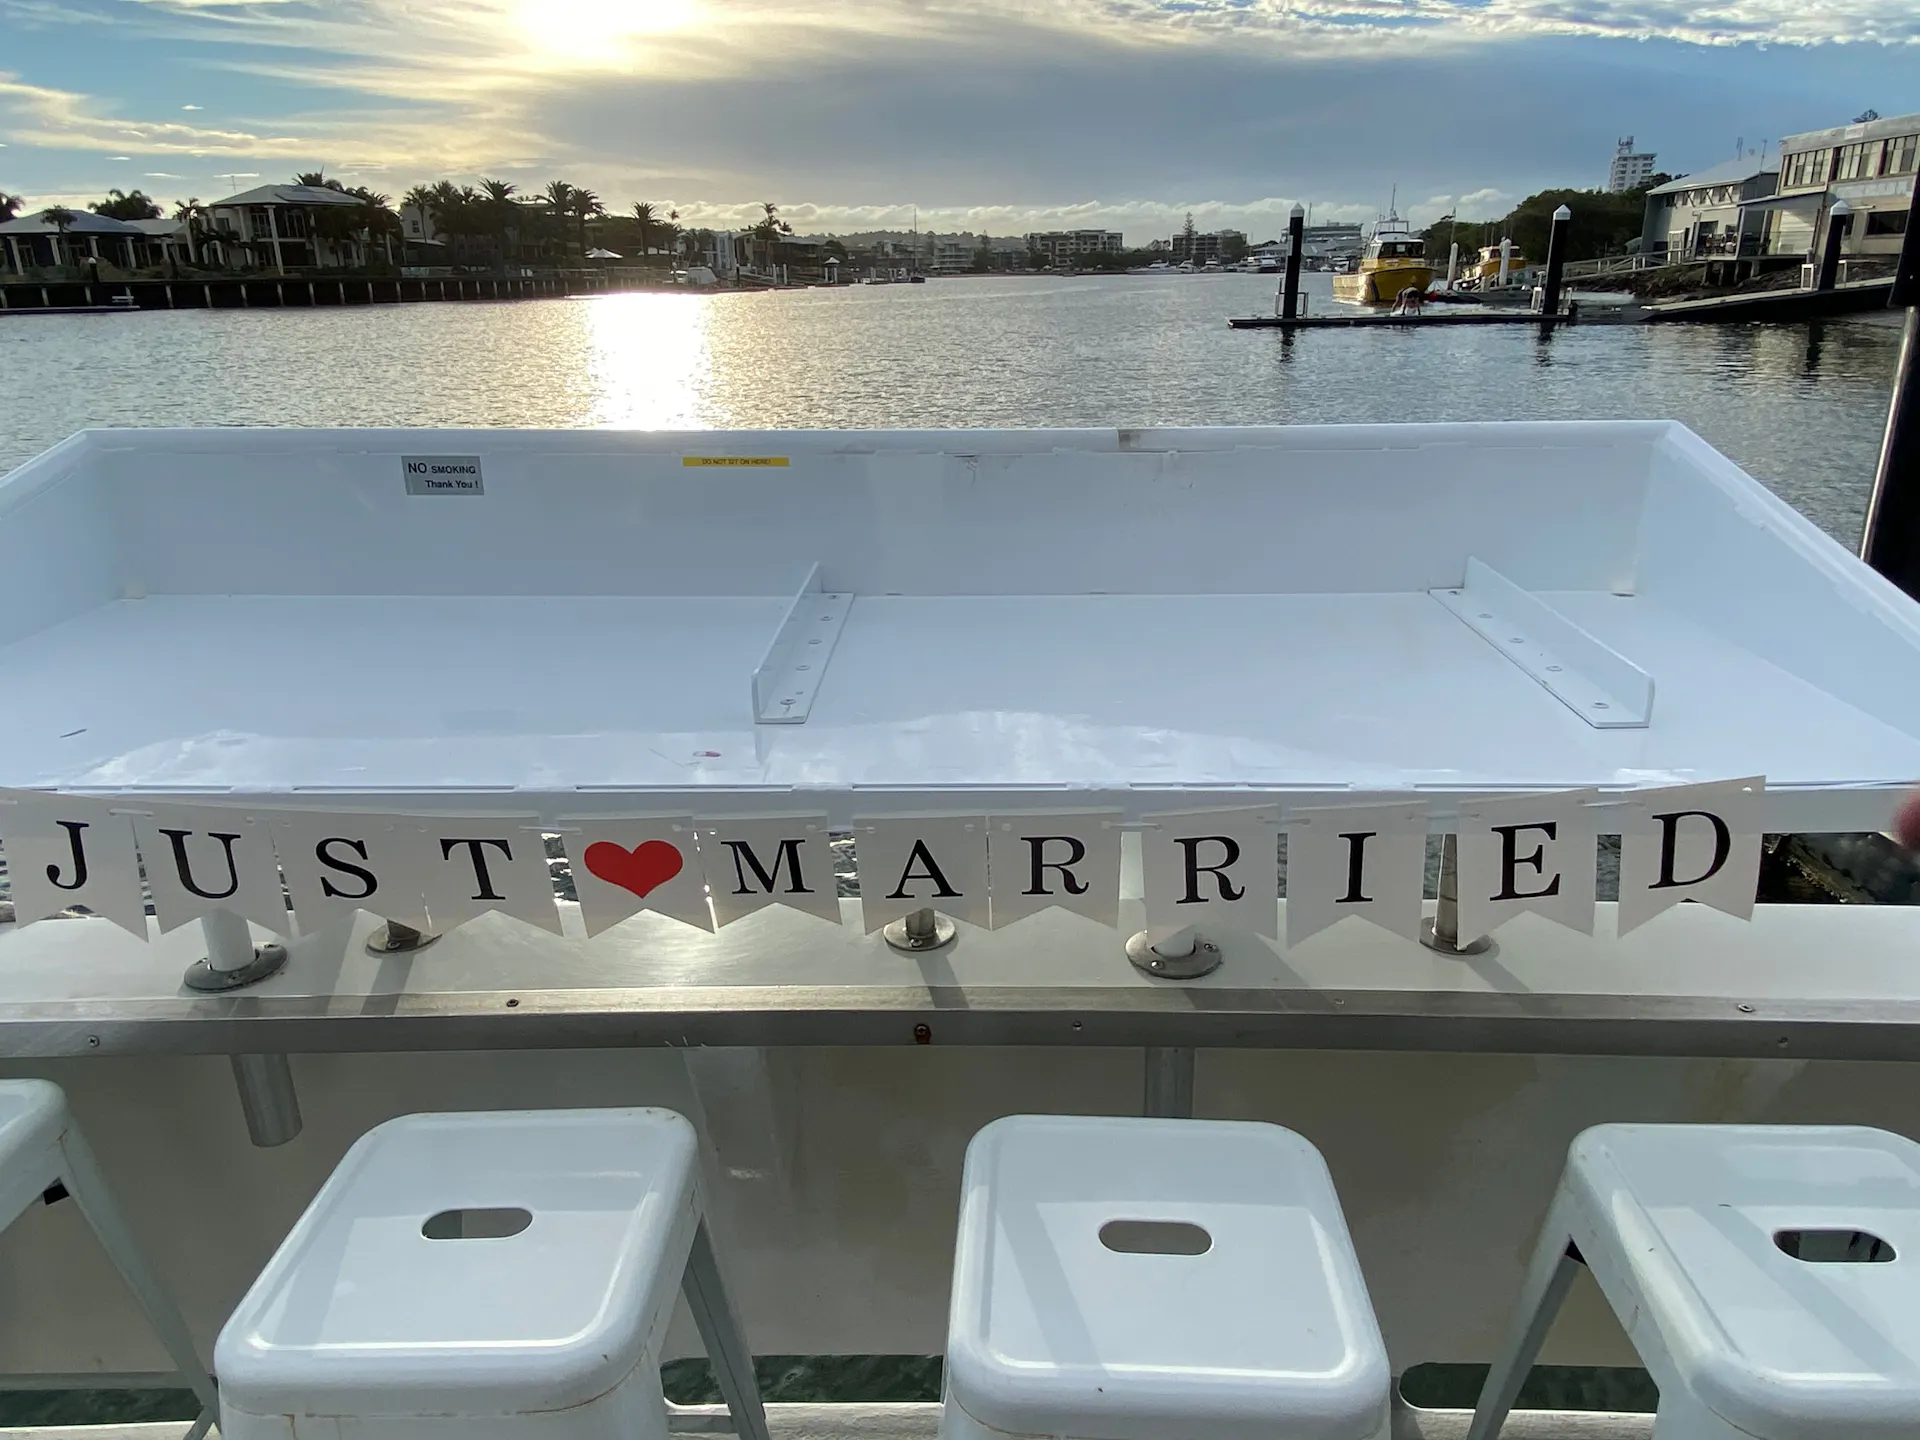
[631,201,657,266]
[751,201,792,276]
[173,197,208,267]
[0,191,20,222]
[422,181,483,263]
[311,201,360,267]
[481,179,517,269]
[571,188,602,259]
[38,206,76,271]
[540,181,576,258]
[294,171,346,191]
[352,188,399,266]
[89,188,161,221]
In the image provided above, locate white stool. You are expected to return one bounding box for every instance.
[0,1080,219,1435]
[943,1114,1390,1440]
[1469,1124,1920,1440]
[216,1107,770,1440]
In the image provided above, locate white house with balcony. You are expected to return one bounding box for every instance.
[206,184,382,272]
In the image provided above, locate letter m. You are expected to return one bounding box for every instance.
[723,838,812,895]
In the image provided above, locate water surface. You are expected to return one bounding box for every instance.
[0,272,1903,544]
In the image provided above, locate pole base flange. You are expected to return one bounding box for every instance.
[183,943,288,992]
[367,922,440,956]
[1419,917,1495,956]
[1126,931,1222,980]
[883,913,956,952]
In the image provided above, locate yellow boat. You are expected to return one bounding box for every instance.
[1467,243,1527,287]
[1331,214,1435,305]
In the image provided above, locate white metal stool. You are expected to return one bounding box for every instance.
[1469,1123,1920,1440]
[216,1107,770,1440]
[943,1114,1390,1440]
[0,1080,219,1435]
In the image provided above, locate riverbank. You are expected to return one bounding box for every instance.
[0,268,693,312]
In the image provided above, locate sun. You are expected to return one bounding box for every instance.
[515,0,701,61]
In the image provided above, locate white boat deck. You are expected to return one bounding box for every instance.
[1,422,1916,828]
[2,589,1912,802]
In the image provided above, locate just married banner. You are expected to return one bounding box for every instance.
[0,779,1763,946]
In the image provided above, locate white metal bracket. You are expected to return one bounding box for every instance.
[752,563,852,724]
[1431,557,1653,729]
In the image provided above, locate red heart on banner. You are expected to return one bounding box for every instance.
[583,840,684,899]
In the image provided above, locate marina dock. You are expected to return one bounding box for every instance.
[1643,275,1895,323]
[1228,307,1599,330]
[1232,278,1896,330]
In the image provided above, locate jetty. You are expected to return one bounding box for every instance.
[1643,275,1894,324]
[1229,307,1601,330]
[0,269,665,313]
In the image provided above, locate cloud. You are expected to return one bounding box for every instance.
[0,72,307,155]
[103,0,1920,85]
[2,0,1913,232]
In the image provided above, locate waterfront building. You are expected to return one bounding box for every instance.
[1639,158,1779,260]
[1760,111,1919,260]
[932,237,973,274]
[1170,229,1246,264]
[1025,230,1124,265]
[206,184,380,272]
[1608,138,1658,193]
[1302,223,1363,264]
[0,211,149,275]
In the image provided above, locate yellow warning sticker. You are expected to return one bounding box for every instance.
[682,456,790,467]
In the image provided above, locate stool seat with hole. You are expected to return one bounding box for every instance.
[1468,1124,1920,1440]
[215,1108,769,1440]
[942,1115,1390,1440]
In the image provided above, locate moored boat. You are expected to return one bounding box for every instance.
[1331,211,1435,305]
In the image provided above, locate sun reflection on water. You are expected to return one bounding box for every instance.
[584,291,722,429]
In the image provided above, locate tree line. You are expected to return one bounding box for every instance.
[1419,181,1671,264]
[1,175,802,273]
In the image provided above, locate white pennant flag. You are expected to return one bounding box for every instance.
[1456,789,1599,941]
[405,818,561,934]
[0,790,148,939]
[1141,806,1279,939]
[988,812,1122,929]
[856,815,990,934]
[269,811,431,935]
[697,815,841,927]
[1286,801,1428,946]
[568,817,712,936]
[131,802,290,937]
[1616,777,1763,936]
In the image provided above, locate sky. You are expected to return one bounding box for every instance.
[1,0,1917,242]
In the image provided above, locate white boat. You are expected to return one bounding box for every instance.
[3,421,1920,1439]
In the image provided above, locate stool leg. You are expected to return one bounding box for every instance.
[682,1218,770,1440]
[55,1125,219,1417]
[1466,1194,1582,1440]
